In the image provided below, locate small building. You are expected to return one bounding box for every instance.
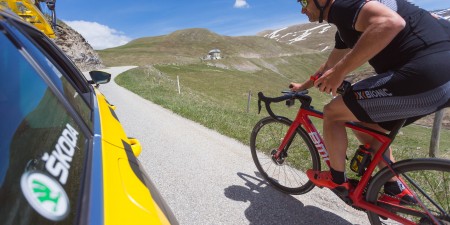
[203,49,222,60]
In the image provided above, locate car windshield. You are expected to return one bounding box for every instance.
[0,25,88,224]
[6,20,93,129]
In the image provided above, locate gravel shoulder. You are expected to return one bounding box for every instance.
[89,66,370,225]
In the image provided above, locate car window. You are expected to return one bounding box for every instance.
[5,20,93,129]
[0,29,88,225]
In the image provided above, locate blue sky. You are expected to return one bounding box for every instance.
[50,0,450,50]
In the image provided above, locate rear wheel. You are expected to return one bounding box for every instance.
[250,116,320,194]
[365,158,450,225]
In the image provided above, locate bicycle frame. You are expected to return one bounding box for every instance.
[260,91,440,225]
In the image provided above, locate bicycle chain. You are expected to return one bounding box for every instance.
[381,193,419,206]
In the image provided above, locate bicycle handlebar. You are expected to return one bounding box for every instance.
[257,90,312,119]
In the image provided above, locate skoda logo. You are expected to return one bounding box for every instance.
[20,171,70,221]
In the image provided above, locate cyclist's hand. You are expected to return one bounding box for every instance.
[289,80,314,92]
[289,75,317,92]
[289,82,303,91]
[314,69,344,96]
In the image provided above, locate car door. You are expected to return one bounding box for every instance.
[0,18,92,225]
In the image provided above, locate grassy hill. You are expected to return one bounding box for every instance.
[99,26,450,160]
[98,28,316,67]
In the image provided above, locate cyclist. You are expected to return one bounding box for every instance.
[290,0,450,202]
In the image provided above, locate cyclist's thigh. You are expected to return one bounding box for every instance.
[323,96,359,122]
[342,51,450,130]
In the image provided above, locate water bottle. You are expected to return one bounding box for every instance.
[350,144,372,176]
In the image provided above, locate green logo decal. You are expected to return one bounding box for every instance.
[21,171,69,221]
[32,180,62,212]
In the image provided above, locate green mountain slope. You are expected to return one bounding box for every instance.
[98,28,317,67]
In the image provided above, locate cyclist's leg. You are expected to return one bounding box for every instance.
[312,50,450,188]
[321,96,359,175]
[306,96,360,192]
[323,96,360,172]
[352,124,400,186]
[351,123,395,168]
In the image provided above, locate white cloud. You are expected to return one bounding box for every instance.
[64,20,131,50]
[234,0,249,8]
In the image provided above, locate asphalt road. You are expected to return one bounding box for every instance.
[92,66,370,225]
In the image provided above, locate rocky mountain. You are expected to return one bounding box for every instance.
[258,23,336,52]
[434,8,450,19]
[258,8,450,51]
[52,21,104,72]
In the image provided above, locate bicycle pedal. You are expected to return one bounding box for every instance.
[348,179,359,187]
[332,186,349,197]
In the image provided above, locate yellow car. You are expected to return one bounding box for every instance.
[0,9,178,225]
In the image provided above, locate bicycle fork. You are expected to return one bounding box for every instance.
[299,111,332,167]
[272,119,301,163]
[273,111,332,168]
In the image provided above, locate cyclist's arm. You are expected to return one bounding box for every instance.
[329,1,405,78]
[322,48,350,72]
[290,48,349,91]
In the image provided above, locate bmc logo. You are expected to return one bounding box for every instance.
[308,132,330,163]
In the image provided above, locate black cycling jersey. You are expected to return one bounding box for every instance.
[328,0,450,73]
[438,18,450,37]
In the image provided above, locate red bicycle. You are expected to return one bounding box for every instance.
[250,90,450,225]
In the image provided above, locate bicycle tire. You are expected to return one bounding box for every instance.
[365,158,450,225]
[250,116,320,195]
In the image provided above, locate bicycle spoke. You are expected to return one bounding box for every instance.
[250,117,320,194]
[366,159,450,225]
[404,171,448,216]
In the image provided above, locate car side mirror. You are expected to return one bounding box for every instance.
[89,71,111,87]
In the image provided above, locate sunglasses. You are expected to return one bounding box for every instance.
[298,0,308,8]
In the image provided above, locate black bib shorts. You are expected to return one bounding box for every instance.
[343,50,450,130]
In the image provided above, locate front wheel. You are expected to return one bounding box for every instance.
[250,116,320,195]
[365,158,450,225]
